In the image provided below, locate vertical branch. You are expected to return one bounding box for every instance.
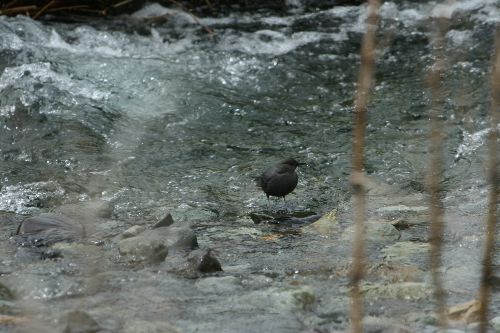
[426,16,449,330]
[350,1,380,333]
[477,27,500,333]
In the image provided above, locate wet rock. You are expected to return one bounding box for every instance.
[0,300,17,315]
[368,263,425,283]
[382,241,429,263]
[491,316,500,332]
[0,282,16,315]
[0,282,14,301]
[57,200,113,219]
[235,287,316,311]
[436,330,466,333]
[303,209,338,236]
[467,322,481,331]
[341,222,400,243]
[136,225,198,253]
[157,225,198,252]
[166,249,223,278]
[195,276,241,293]
[121,225,145,238]
[50,242,101,260]
[447,299,480,323]
[364,176,400,196]
[0,314,29,325]
[233,227,263,237]
[187,249,222,273]
[16,213,85,246]
[118,223,197,263]
[152,213,174,229]
[118,234,168,264]
[361,282,431,300]
[362,316,400,333]
[123,320,180,333]
[62,310,100,333]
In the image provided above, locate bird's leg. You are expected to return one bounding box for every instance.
[267,195,271,208]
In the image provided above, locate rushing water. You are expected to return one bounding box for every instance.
[0,1,499,332]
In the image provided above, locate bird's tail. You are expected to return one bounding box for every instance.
[254,176,263,188]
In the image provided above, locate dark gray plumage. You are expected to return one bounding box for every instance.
[255,158,304,202]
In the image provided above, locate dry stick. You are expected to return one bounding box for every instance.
[112,0,135,8]
[45,5,90,13]
[349,1,380,333]
[426,16,449,330]
[477,27,500,333]
[0,5,37,15]
[32,0,54,20]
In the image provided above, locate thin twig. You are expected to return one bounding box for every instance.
[477,27,500,333]
[45,5,90,13]
[32,0,54,20]
[167,0,214,35]
[349,1,380,333]
[426,16,450,330]
[112,0,134,8]
[0,5,37,15]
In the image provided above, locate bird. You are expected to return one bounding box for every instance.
[255,158,304,204]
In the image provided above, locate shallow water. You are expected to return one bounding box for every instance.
[0,0,499,332]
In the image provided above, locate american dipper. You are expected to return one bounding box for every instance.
[255,158,304,203]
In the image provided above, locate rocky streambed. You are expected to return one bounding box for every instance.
[1,176,498,333]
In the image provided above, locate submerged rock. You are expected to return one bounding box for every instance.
[303,209,338,236]
[16,213,85,247]
[195,276,241,293]
[0,282,14,301]
[161,225,198,252]
[118,234,168,264]
[341,221,400,243]
[187,249,222,273]
[361,282,431,300]
[234,286,316,312]
[491,316,500,332]
[382,241,429,263]
[368,263,426,283]
[123,320,180,333]
[447,299,481,323]
[362,316,404,333]
[57,200,113,219]
[62,310,100,333]
[118,223,198,264]
[170,205,218,223]
[0,282,16,315]
[165,249,223,278]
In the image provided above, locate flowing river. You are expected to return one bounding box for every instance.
[0,1,499,332]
